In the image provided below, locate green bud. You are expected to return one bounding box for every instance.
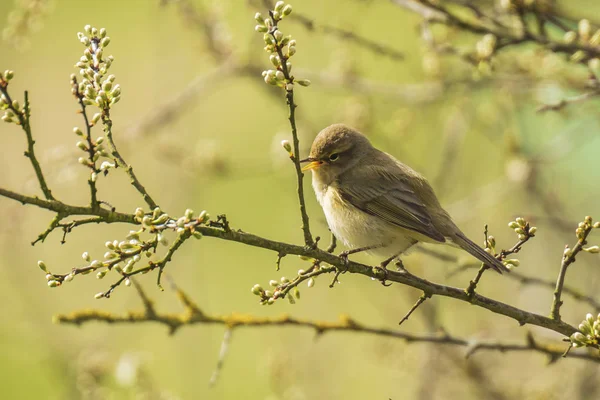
[125,278,131,287]
[82,252,91,261]
[307,278,315,288]
[296,79,311,87]
[264,74,278,85]
[269,280,279,287]
[281,139,292,153]
[587,313,595,326]
[274,30,283,42]
[274,1,285,12]
[255,25,268,33]
[38,260,48,272]
[100,28,107,38]
[571,51,586,63]
[264,33,275,45]
[515,217,525,226]
[251,284,263,295]
[94,292,104,299]
[48,280,60,288]
[270,54,280,67]
[84,25,92,34]
[193,231,203,240]
[104,251,117,260]
[585,246,600,253]
[287,294,296,304]
[579,19,591,40]
[4,70,14,80]
[528,226,537,235]
[282,5,292,16]
[275,70,285,81]
[64,273,74,282]
[288,45,296,57]
[153,213,170,225]
[255,12,265,24]
[101,37,110,47]
[267,298,275,305]
[76,141,88,151]
[264,290,273,298]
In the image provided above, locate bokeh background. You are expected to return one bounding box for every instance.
[2,0,600,399]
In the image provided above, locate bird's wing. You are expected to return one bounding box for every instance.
[337,161,446,243]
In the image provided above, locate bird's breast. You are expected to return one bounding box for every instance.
[314,180,396,252]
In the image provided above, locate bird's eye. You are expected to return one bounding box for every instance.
[329,153,339,162]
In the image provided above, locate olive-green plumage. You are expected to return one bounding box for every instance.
[303,123,508,274]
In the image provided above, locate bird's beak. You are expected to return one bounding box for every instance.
[300,158,323,172]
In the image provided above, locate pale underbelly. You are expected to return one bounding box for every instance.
[320,189,418,259]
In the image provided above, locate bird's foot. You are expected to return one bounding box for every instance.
[337,250,350,273]
[375,262,392,287]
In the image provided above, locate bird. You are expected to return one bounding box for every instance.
[300,123,509,274]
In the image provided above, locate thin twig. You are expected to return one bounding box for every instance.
[102,112,159,210]
[269,15,314,247]
[209,328,233,387]
[399,292,431,326]
[0,84,54,200]
[551,218,595,320]
[536,91,600,113]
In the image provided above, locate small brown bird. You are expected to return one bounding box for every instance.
[301,124,508,274]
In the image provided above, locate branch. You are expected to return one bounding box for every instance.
[267,11,314,247]
[290,12,404,61]
[53,285,600,364]
[394,0,600,64]
[102,112,158,210]
[0,82,54,200]
[190,224,578,337]
[423,245,600,313]
[551,217,596,321]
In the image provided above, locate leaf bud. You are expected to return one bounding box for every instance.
[38,260,48,272]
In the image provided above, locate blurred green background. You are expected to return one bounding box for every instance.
[2,0,600,399]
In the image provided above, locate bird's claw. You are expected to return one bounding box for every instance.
[337,251,350,273]
[375,263,392,287]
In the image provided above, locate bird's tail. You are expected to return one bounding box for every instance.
[451,232,510,274]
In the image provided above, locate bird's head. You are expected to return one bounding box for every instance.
[301,124,373,185]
